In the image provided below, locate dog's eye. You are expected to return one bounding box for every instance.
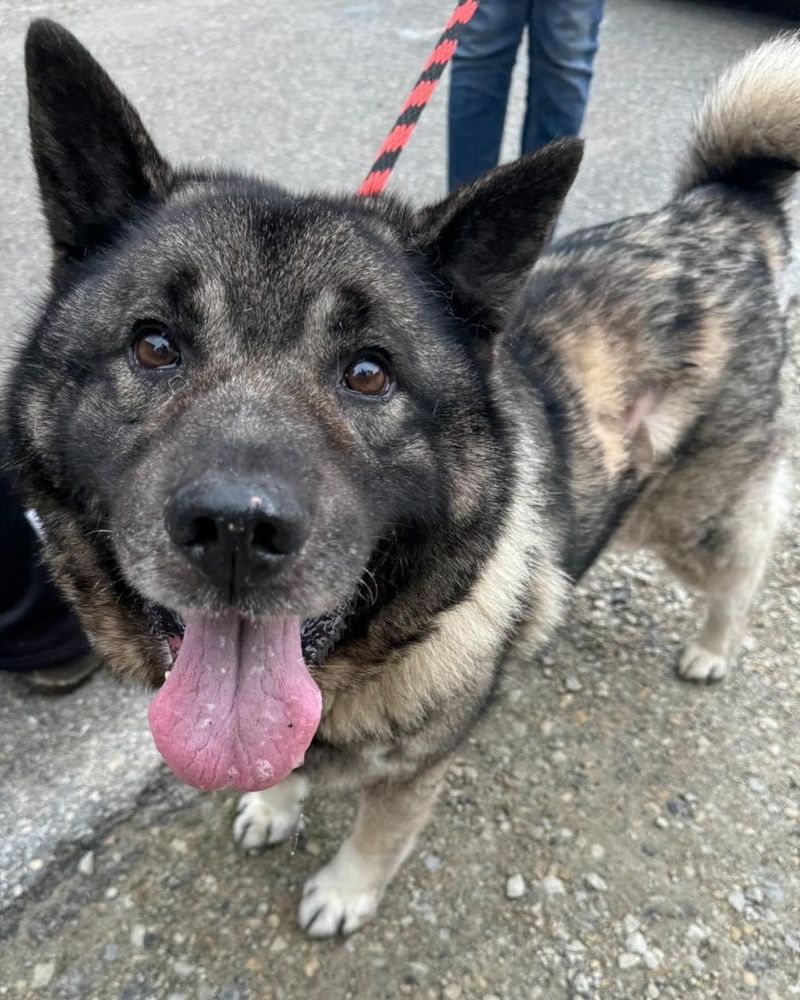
[131,324,181,371]
[343,356,391,397]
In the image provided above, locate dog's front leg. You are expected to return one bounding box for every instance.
[233,773,309,850]
[299,756,450,938]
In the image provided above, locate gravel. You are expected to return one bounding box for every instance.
[584,872,608,892]
[505,874,526,899]
[540,875,566,897]
[77,852,95,877]
[625,931,648,955]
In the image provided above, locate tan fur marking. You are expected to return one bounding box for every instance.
[688,315,731,380]
[316,439,567,751]
[557,323,632,477]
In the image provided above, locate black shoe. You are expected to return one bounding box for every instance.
[23,652,102,693]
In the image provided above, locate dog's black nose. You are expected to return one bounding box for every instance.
[165,475,309,589]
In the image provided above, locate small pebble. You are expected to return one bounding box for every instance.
[643,948,662,970]
[28,858,44,872]
[424,854,442,872]
[766,883,784,905]
[564,675,582,693]
[687,954,705,975]
[77,851,94,876]
[686,922,708,943]
[572,973,591,996]
[172,960,195,979]
[130,924,147,949]
[618,952,640,970]
[590,843,605,861]
[625,931,647,954]
[728,889,746,913]
[610,584,631,606]
[745,885,764,905]
[442,985,462,1000]
[584,872,607,892]
[506,874,526,899]
[622,914,640,936]
[541,875,565,896]
[742,971,758,989]
[31,963,55,990]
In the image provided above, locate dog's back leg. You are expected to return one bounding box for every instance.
[661,458,790,684]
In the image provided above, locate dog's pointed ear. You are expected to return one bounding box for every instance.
[413,140,583,331]
[25,19,173,266]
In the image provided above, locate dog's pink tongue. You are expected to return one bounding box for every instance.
[148,612,321,792]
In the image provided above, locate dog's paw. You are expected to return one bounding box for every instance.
[678,641,729,684]
[298,843,382,938]
[232,778,307,851]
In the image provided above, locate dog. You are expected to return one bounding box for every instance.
[6,20,797,937]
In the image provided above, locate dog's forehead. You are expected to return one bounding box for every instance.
[103,185,418,356]
[113,185,410,344]
[154,184,402,284]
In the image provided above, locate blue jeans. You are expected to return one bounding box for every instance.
[448,0,605,191]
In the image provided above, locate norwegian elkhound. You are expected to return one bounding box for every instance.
[5,20,796,936]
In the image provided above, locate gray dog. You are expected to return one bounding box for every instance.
[6,21,796,936]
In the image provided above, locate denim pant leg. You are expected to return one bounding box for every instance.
[522,0,605,153]
[448,0,530,191]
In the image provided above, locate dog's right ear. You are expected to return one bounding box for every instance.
[25,19,173,267]
[413,140,582,335]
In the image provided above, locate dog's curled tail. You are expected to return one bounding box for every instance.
[677,33,800,205]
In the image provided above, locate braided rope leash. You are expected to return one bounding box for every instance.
[357,0,480,197]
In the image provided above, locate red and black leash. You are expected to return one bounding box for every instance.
[357,0,479,197]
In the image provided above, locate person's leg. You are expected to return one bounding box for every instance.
[448,0,529,191]
[523,0,604,153]
[0,476,37,615]
[0,472,98,689]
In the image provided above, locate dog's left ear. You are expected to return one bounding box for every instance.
[414,139,583,332]
[25,19,174,268]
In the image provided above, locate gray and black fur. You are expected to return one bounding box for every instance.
[6,22,797,936]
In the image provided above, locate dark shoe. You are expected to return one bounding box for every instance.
[23,652,102,693]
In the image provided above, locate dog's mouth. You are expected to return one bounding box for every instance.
[144,601,352,793]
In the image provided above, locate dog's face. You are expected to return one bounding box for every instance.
[41,187,471,625]
[8,20,580,791]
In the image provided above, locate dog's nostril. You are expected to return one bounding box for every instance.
[251,517,301,556]
[188,516,219,548]
[251,519,279,554]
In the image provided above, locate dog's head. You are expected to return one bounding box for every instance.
[8,20,580,790]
